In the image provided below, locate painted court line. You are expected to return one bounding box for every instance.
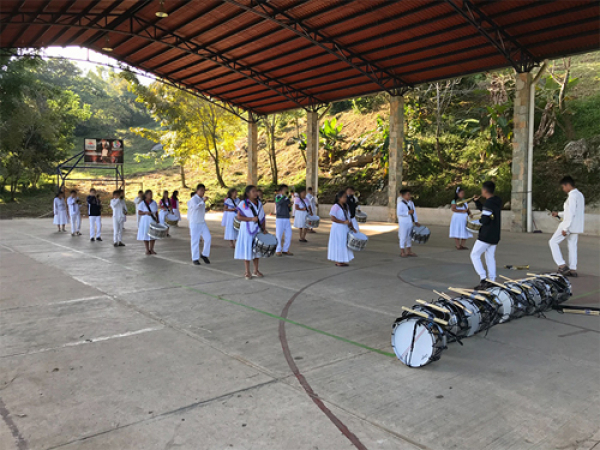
[179,284,396,358]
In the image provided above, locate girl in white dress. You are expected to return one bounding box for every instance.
[222,188,240,248]
[137,190,159,255]
[293,189,309,243]
[449,186,473,250]
[158,190,172,237]
[170,191,181,223]
[234,185,267,279]
[133,191,144,228]
[53,191,68,232]
[328,190,354,266]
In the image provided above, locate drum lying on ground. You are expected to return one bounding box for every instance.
[355,211,367,223]
[455,298,481,337]
[148,222,169,240]
[347,231,368,252]
[410,225,431,244]
[305,215,320,228]
[486,287,517,323]
[415,300,470,341]
[391,317,447,368]
[504,282,530,318]
[252,232,278,258]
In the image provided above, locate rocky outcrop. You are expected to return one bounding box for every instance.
[564,135,600,170]
[330,154,374,174]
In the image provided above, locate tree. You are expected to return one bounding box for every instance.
[126,78,241,188]
[0,52,90,199]
[261,114,280,185]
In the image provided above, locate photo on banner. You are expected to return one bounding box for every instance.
[84,138,124,164]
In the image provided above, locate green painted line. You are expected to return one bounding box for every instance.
[179,284,396,358]
[570,288,600,301]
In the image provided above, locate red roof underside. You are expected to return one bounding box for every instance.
[1,0,599,115]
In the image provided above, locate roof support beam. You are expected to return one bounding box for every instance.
[1,12,324,109]
[28,0,79,47]
[445,0,537,72]
[62,0,124,46]
[222,0,410,92]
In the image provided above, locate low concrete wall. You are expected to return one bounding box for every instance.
[301,204,600,236]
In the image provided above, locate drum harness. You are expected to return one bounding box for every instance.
[402,200,415,223]
[246,200,265,237]
[143,200,159,223]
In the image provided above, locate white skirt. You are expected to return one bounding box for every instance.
[137,215,154,241]
[172,209,181,221]
[294,210,307,228]
[328,222,354,263]
[53,211,68,225]
[223,211,238,240]
[234,221,261,260]
[449,212,473,239]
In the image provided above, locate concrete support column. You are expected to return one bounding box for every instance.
[247,118,258,186]
[511,72,531,232]
[306,110,319,199]
[388,95,404,222]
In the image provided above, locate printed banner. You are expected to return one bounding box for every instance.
[84,138,124,164]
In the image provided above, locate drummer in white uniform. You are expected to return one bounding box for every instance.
[188,183,211,265]
[110,189,127,247]
[235,185,267,280]
[158,190,172,237]
[449,186,472,250]
[293,188,309,243]
[397,188,419,257]
[222,188,240,248]
[137,190,159,255]
[327,190,355,267]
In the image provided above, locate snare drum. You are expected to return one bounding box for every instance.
[544,273,572,304]
[517,280,543,313]
[455,298,481,337]
[233,217,241,230]
[486,287,517,323]
[305,215,320,228]
[347,231,368,252]
[252,232,278,258]
[355,211,367,223]
[148,222,169,240]
[466,219,482,232]
[391,317,447,368]
[410,225,431,244]
[524,278,554,312]
[416,300,470,341]
[504,282,530,318]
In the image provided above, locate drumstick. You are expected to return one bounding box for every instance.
[415,299,450,313]
[402,306,449,326]
[452,300,473,315]
[433,290,452,301]
[527,273,559,279]
[485,279,521,294]
[498,275,533,289]
[559,309,600,316]
[448,287,487,301]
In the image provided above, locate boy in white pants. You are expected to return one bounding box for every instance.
[110,189,127,247]
[549,176,585,277]
[275,184,293,257]
[87,188,102,242]
[67,190,81,236]
[470,181,502,290]
[397,189,419,257]
[188,183,212,265]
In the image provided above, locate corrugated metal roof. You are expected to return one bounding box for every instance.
[1,0,598,115]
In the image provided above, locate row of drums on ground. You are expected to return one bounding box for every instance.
[391,273,572,368]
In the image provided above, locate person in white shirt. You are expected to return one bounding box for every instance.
[67,190,81,236]
[306,187,317,234]
[397,188,420,257]
[110,189,127,247]
[187,183,212,265]
[133,190,144,228]
[549,176,585,277]
[53,191,68,232]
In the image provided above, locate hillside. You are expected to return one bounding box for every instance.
[1,51,599,218]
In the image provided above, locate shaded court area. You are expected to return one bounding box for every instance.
[0,215,599,450]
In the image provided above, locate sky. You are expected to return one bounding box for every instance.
[42,46,154,85]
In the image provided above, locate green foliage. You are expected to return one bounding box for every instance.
[319,117,344,161]
[351,94,386,114]
[329,100,353,115]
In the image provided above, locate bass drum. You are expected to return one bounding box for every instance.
[391,317,447,368]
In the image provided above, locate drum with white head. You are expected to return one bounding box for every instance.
[391,317,447,368]
[252,232,278,258]
[347,231,368,252]
[410,225,431,244]
[148,222,169,240]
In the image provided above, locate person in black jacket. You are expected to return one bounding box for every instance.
[87,188,103,242]
[470,181,502,290]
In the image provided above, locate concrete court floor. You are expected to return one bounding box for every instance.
[0,215,598,450]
